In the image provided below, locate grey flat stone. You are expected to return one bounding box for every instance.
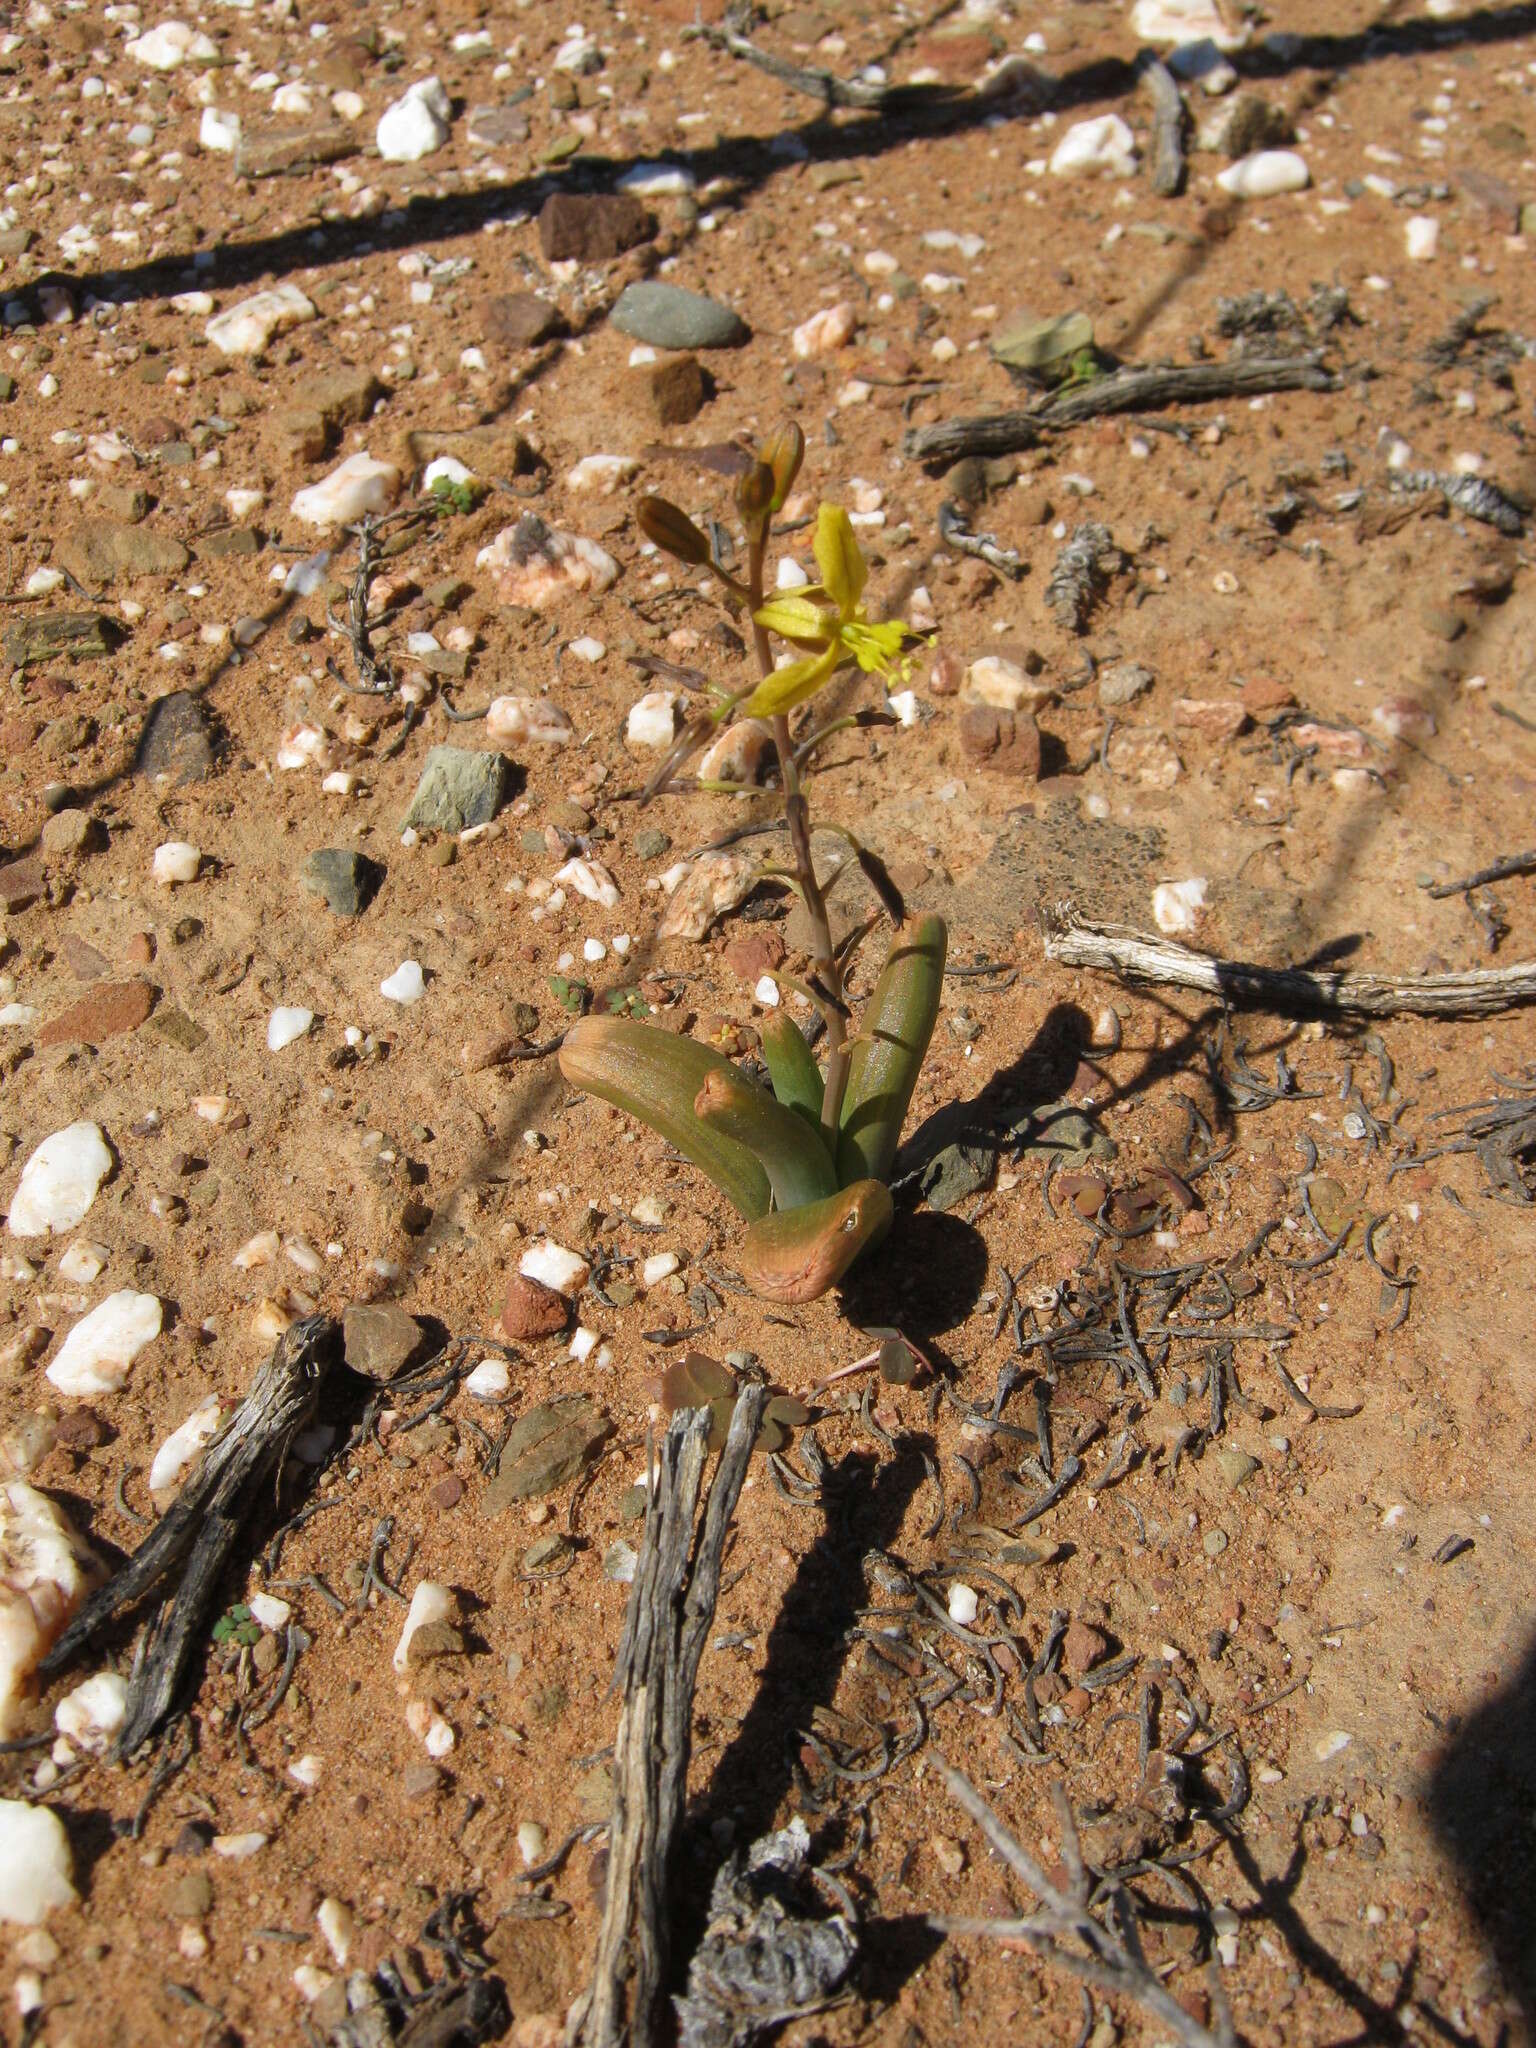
[610,282,749,350]
[302,848,383,917]
[401,746,512,832]
[483,1395,612,1510]
[135,691,215,784]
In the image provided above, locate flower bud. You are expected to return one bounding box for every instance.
[637,494,711,565]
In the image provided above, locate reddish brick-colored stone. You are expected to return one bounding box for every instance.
[38,980,155,1046]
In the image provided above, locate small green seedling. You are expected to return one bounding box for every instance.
[560,421,946,1302]
[211,1603,261,1648]
[429,474,485,516]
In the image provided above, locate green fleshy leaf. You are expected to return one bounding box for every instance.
[836,914,948,1187]
[559,1016,771,1221]
[694,1065,838,1211]
[736,1178,893,1303]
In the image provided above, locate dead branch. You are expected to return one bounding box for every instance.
[688,15,963,112]
[574,1385,769,2048]
[39,1315,341,1757]
[1040,902,1536,1019]
[903,355,1340,464]
[934,1760,1229,2048]
[1137,53,1187,197]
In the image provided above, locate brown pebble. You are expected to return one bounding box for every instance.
[402,1764,443,1800]
[500,1273,570,1341]
[431,1474,464,1510]
[54,1406,109,1449]
[1062,1618,1111,1677]
[123,931,156,967]
[958,704,1042,780]
[1239,674,1296,718]
[721,931,785,985]
[37,980,155,1047]
[1061,1685,1093,1719]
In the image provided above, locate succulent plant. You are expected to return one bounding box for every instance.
[560,913,946,1302]
[559,419,945,1302]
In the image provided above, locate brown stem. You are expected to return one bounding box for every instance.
[747,531,851,1134]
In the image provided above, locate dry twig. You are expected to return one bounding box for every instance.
[574,1386,769,2048]
[1137,53,1188,197]
[1040,902,1536,1019]
[934,1759,1230,2048]
[904,356,1340,464]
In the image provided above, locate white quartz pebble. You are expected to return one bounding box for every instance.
[318,1897,355,1968]
[0,1484,99,1740]
[125,20,216,68]
[377,77,451,162]
[1405,214,1439,260]
[626,691,681,748]
[947,1583,980,1626]
[520,1242,590,1295]
[267,1006,313,1052]
[7,1123,112,1238]
[486,695,573,747]
[248,1592,291,1632]
[54,1671,127,1755]
[565,454,639,492]
[0,1802,75,1924]
[1131,0,1247,48]
[199,106,240,152]
[205,284,315,359]
[46,1292,161,1397]
[641,1252,679,1288]
[554,857,621,909]
[792,302,857,358]
[56,1240,108,1285]
[394,1580,454,1674]
[617,161,695,196]
[1153,877,1209,935]
[754,974,781,1007]
[465,1357,510,1398]
[379,960,426,1005]
[152,840,200,885]
[1216,150,1310,197]
[212,1832,268,1859]
[291,453,400,529]
[1049,114,1137,177]
[148,1398,225,1492]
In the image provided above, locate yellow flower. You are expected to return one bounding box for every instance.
[746,504,920,718]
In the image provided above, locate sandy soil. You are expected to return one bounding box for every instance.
[1,1,1535,2043]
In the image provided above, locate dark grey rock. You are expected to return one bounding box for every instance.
[135,691,214,784]
[402,745,512,832]
[610,282,749,350]
[917,1139,997,1213]
[302,847,382,917]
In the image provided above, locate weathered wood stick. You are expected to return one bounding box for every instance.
[1137,53,1188,197]
[575,1385,768,2048]
[903,356,1340,463]
[1040,902,1536,1018]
